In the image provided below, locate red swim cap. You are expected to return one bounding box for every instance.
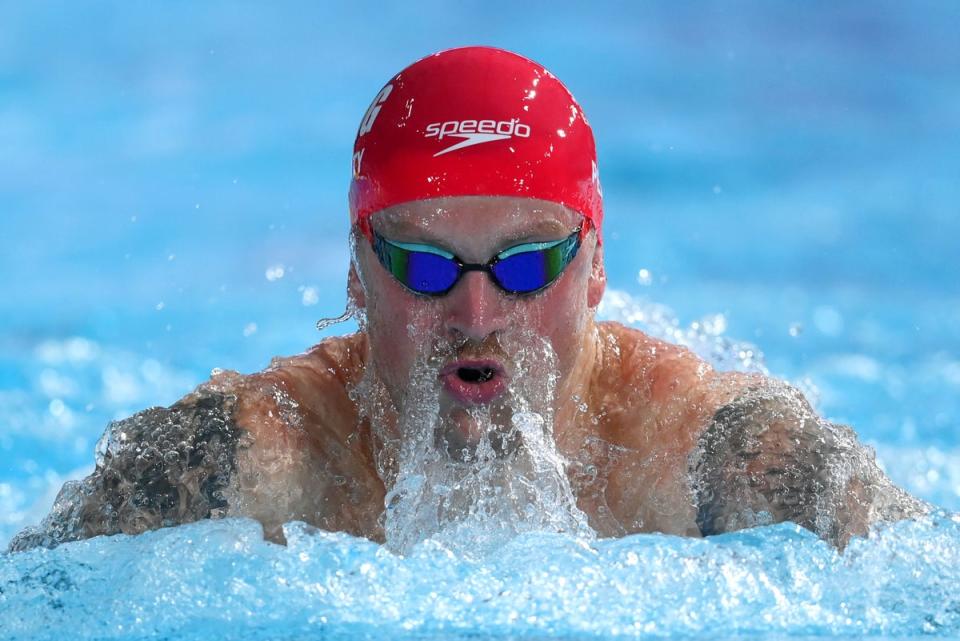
[349,46,604,243]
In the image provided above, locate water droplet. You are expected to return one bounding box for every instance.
[316,306,356,331]
[701,314,727,336]
[265,265,285,281]
[49,399,66,417]
[301,287,319,306]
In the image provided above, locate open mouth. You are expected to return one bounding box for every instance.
[456,366,496,383]
[439,359,508,406]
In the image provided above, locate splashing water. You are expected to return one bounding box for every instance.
[4,290,959,640]
[3,513,959,640]
[599,289,768,374]
[315,298,362,332]
[352,307,593,556]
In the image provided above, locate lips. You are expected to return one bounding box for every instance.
[439,359,508,406]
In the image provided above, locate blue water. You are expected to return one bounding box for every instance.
[2,1,959,639]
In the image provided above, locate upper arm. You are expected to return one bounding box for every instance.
[689,380,927,548]
[7,388,246,552]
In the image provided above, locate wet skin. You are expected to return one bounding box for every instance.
[9,196,924,553]
[234,323,752,543]
[219,197,923,548]
[226,197,761,541]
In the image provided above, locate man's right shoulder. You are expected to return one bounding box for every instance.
[6,333,370,553]
[245,332,368,435]
[7,386,245,552]
[257,332,367,390]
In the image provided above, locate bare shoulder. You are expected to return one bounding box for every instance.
[7,379,247,552]
[593,321,752,450]
[689,378,929,547]
[215,332,381,542]
[247,332,367,440]
[582,323,754,535]
[7,333,374,552]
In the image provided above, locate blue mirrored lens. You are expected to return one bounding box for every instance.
[405,251,460,294]
[491,250,550,293]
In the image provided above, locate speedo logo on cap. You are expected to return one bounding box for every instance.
[424,118,531,157]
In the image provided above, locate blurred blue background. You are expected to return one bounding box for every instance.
[2,1,959,545]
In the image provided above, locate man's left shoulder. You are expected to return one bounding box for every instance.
[597,322,710,396]
[594,322,753,449]
[689,378,928,546]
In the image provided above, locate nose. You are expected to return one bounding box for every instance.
[443,270,508,342]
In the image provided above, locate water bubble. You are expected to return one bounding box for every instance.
[48,399,66,417]
[243,323,258,337]
[300,286,319,306]
[265,265,285,281]
[637,269,653,286]
[789,322,803,337]
[700,313,727,336]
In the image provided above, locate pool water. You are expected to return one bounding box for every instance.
[2,2,959,639]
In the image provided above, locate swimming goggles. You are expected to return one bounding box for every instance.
[371,227,582,296]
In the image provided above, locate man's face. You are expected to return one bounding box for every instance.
[352,196,605,453]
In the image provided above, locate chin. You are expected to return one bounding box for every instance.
[435,403,520,462]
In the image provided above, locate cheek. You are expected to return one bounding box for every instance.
[363,268,442,376]
[367,285,412,359]
[514,261,592,369]
[537,293,586,368]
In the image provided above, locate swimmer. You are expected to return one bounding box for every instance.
[9,46,927,553]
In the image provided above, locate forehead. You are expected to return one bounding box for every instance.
[371,196,583,245]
